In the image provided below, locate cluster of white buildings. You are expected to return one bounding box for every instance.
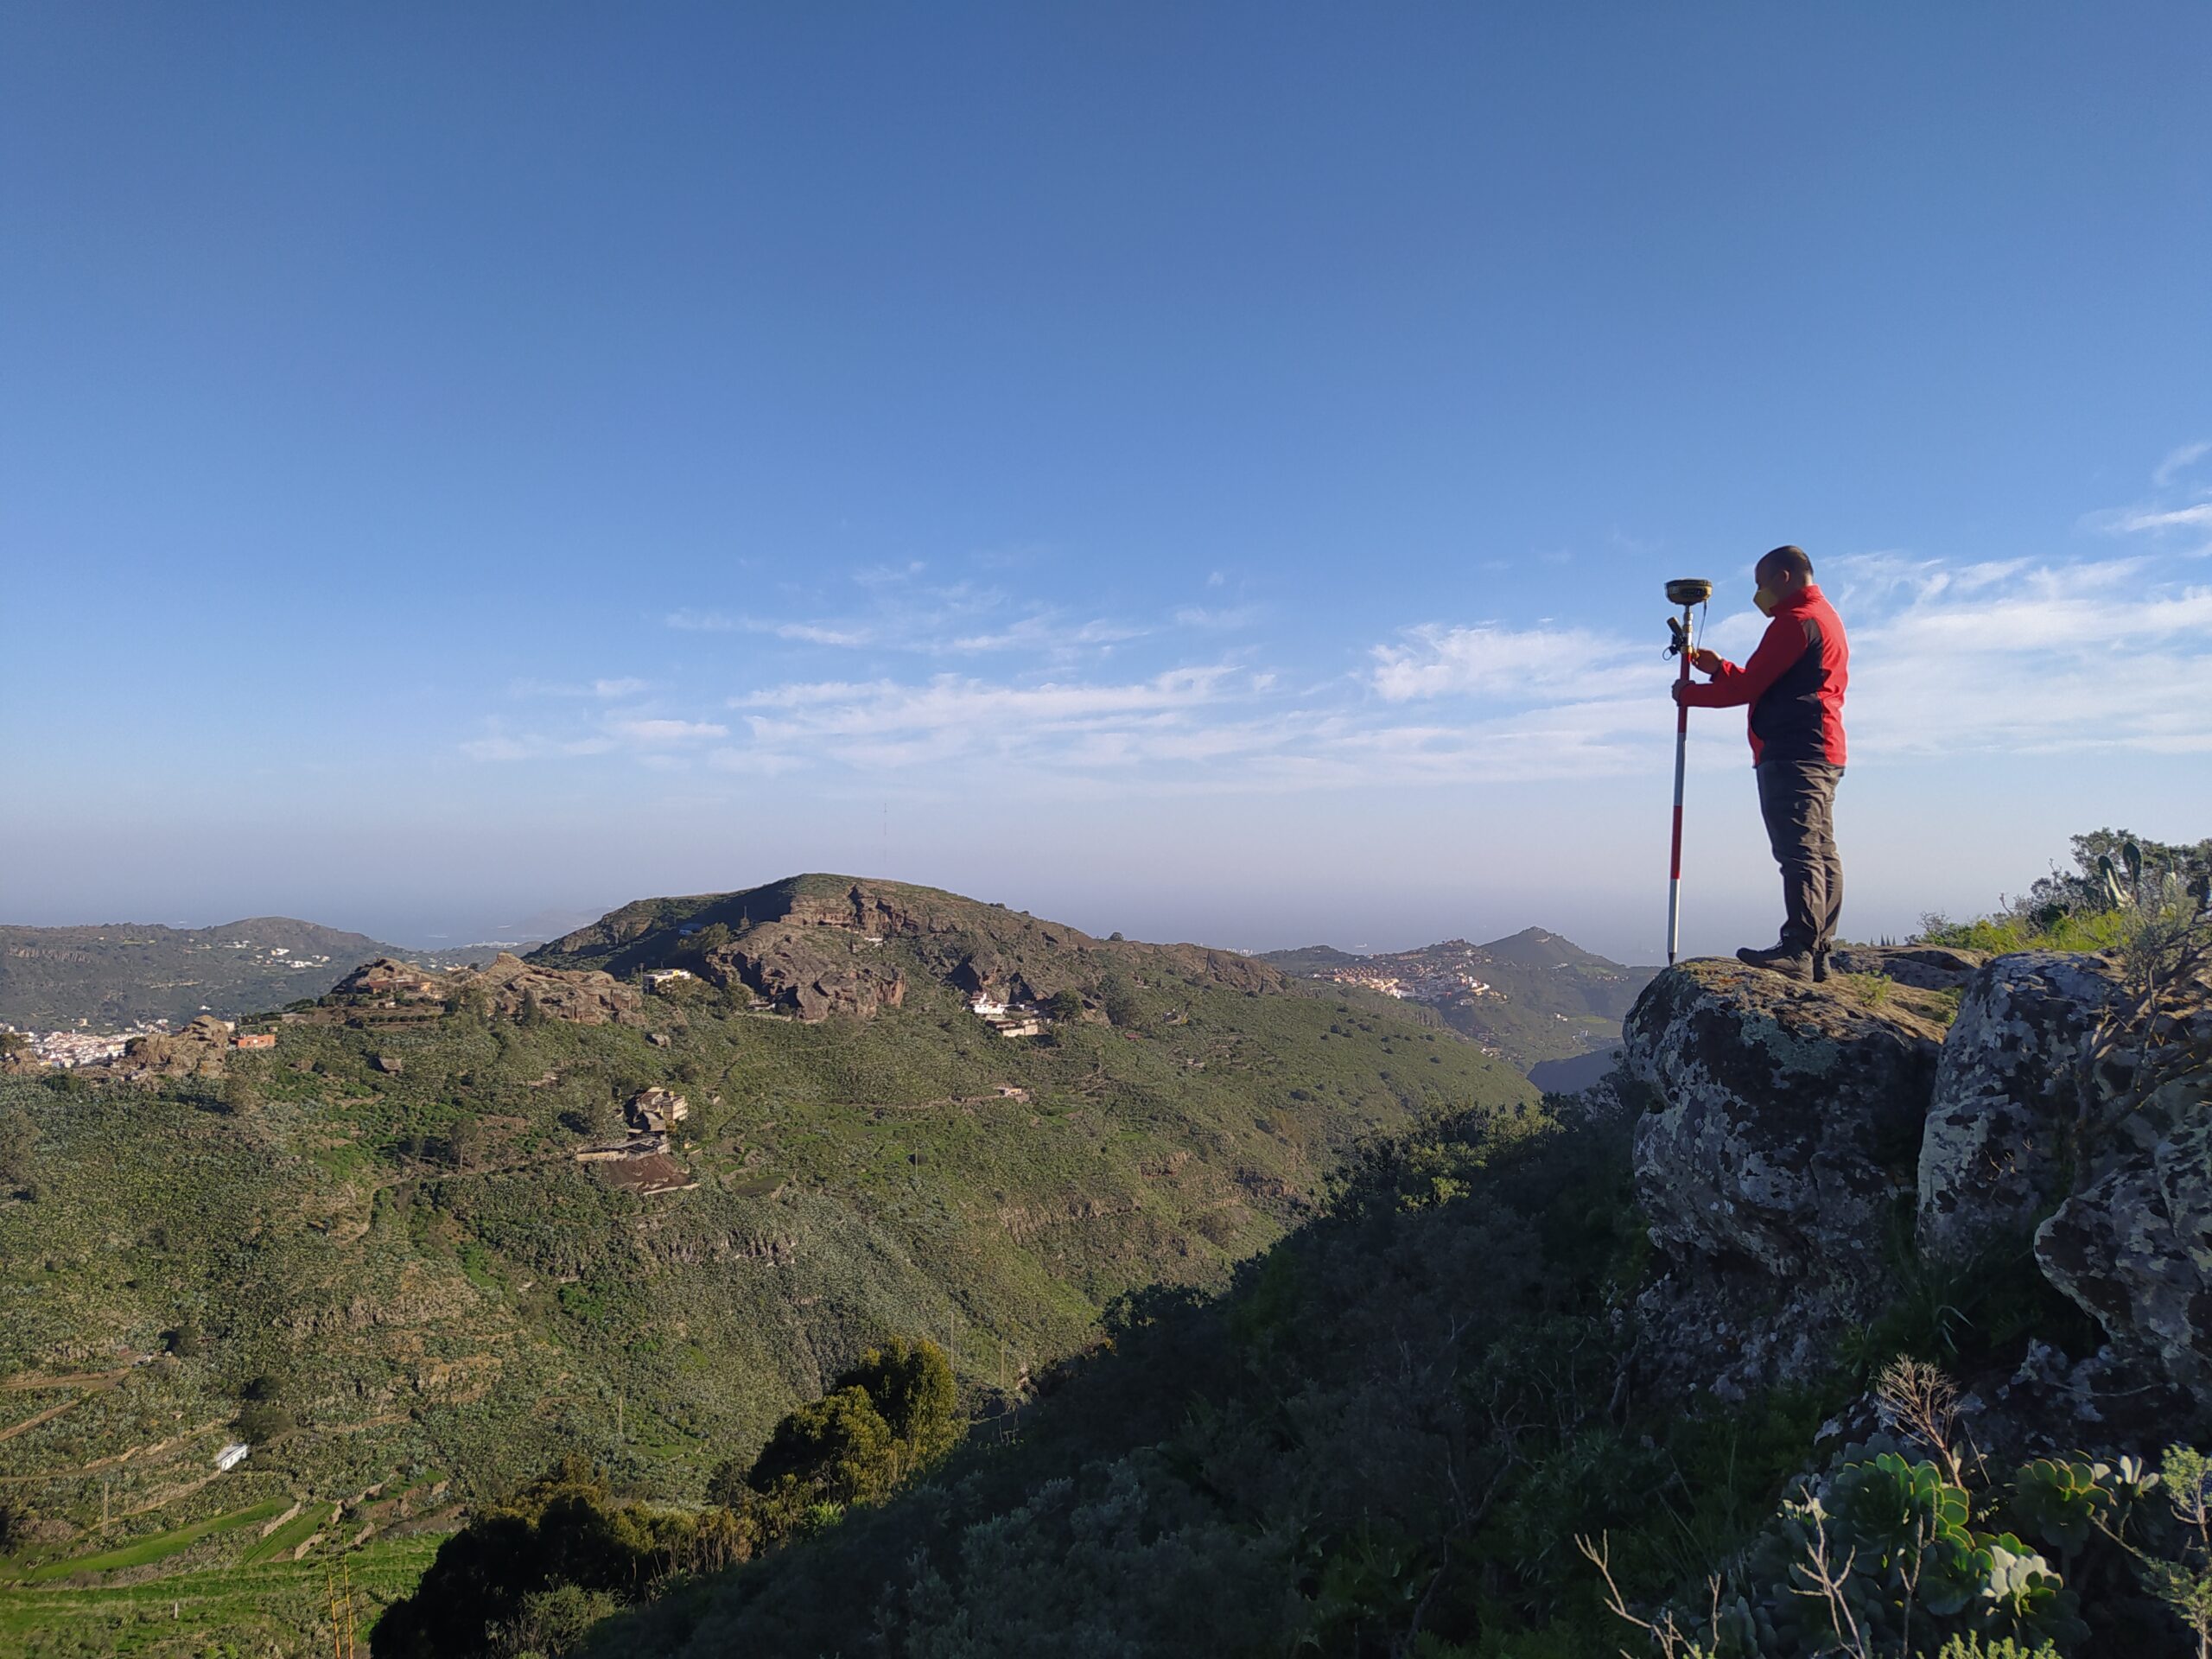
[1319,967,1496,1005]
[182,938,336,972]
[5,1020,173,1068]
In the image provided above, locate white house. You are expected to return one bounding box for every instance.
[215,1442,251,1472]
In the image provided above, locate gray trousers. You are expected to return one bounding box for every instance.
[1756,759,1844,953]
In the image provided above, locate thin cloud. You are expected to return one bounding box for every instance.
[734,667,1232,741]
[608,718,729,746]
[946,613,1145,654]
[459,729,619,761]
[2085,442,2212,540]
[1370,621,1637,702]
[663,609,872,645]
[2113,505,2212,534]
[509,676,651,699]
[2154,440,2211,488]
[1173,604,1262,631]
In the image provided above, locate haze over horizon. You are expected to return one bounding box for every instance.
[4,6,2209,966]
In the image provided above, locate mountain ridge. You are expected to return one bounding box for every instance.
[1258,925,1658,1071]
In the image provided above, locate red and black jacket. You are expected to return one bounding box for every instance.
[1679,584,1848,767]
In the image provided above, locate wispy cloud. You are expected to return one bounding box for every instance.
[1173,604,1262,631]
[2086,441,2212,546]
[2154,439,2211,489]
[1369,621,1637,702]
[669,582,1150,661]
[607,718,729,746]
[663,610,873,645]
[509,676,652,699]
[460,725,619,762]
[472,451,2212,786]
[946,613,1146,654]
[2108,505,2212,535]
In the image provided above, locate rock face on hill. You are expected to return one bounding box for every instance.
[319,953,645,1027]
[1624,944,2211,1414]
[532,874,1284,1022]
[105,1014,239,1083]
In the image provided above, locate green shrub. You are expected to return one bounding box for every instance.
[0,1104,34,1185]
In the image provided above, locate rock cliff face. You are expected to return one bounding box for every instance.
[1624,945,2210,1419]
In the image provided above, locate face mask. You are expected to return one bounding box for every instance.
[1753,586,1779,616]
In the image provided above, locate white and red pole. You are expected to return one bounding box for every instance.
[1662,579,1710,966]
[1667,635,1691,965]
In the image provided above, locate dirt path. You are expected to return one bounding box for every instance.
[1,1368,131,1392]
[0,1417,228,1483]
[0,1393,95,1444]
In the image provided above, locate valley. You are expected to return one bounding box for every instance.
[0,875,1536,1653]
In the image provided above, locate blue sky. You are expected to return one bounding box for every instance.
[3,4,2209,961]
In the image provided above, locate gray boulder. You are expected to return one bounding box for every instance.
[1622,958,1952,1395]
[1826,943,1986,993]
[1916,951,2124,1263]
[2037,1107,2212,1401]
[2032,967,2212,1401]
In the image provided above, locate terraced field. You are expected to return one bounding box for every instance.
[0,1532,442,1656]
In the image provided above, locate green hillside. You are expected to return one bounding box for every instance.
[0,918,490,1031]
[1261,927,1656,1071]
[0,877,1535,1655]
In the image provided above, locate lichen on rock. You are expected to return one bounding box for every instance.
[1624,936,2212,1418]
[1916,951,2124,1264]
[1622,954,1953,1398]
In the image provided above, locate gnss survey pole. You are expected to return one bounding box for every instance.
[1662,579,1713,965]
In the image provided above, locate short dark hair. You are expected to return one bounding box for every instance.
[1758,544,1814,583]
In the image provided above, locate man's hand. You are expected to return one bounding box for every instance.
[1688,647,1723,674]
[1671,679,1692,704]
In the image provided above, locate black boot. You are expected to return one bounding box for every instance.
[1736,944,1813,982]
[1811,949,1830,983]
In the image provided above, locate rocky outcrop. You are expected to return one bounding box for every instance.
[2032,967,2212,1402]
[334,959,455,1002]
[1628,940,2212,1414]
[321,954,645,1028]
[104,1014,237,1083]
[2037,1109,2212,1401]
[1623,957,1952,1398]
[468,954,644,1027]
[725,931,907,1021]
[1915,952,2123,1263]
[1824,943,1986,992]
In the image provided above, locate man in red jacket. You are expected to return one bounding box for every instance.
[1675,544,1848,982]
